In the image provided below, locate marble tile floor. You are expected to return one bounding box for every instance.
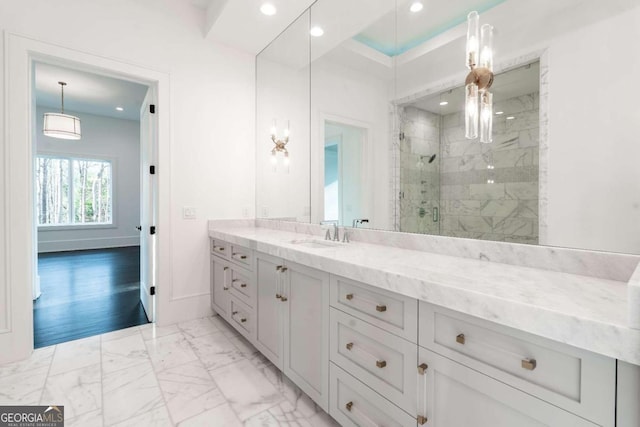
[0,315,341,427]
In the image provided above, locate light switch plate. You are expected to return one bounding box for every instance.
[183,206,197,219]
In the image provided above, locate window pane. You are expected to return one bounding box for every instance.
[36,157,70,225]
[72,160,112,224]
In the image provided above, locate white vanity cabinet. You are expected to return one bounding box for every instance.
[418,302,616,427]
[416,347,598,427]
[209,238,256,342]
[254,252,330,411]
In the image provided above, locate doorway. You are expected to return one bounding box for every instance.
[323,120,368,227]
[32,61,155,348]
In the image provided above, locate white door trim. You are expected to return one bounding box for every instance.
[1,32,172,363]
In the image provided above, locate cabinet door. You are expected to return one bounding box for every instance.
[210,256,230,319]
[417,347,597,427]
[282,261,330,411]
[254,253,284,369]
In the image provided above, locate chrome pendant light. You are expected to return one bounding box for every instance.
[43,81,82,140]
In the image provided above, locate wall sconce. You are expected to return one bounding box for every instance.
[270,120,290,166]
[465,11,494,143]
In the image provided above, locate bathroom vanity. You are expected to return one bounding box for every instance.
[209,220,640,427]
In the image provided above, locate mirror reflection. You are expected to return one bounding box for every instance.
[398,63,540,244]
[256,0,640,255]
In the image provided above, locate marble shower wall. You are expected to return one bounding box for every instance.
[398,106,441,235]
[398,92,540,244]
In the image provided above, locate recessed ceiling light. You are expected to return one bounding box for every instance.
[260,3,276,16]
[310,26,324,37]
[439,101,449,106]
[115,107,124,111]
[410,2,424,13]
[495,111,504,115]
[506,116,515,120]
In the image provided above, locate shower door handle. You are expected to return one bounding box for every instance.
[433,207,439,222]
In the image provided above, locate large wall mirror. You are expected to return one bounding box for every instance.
[256,0,640,255]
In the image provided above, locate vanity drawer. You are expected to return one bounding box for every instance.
[210,238,229,259]
[229,268,254,308]
[419,302,615,426]
[230,298,253,339]
[330,275,417,342]
[230,244,253,270]
[330,363,416,427]
[330,308,417,415]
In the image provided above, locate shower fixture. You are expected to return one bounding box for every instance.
[417,154,437,168]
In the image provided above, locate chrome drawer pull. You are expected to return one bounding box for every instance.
[346,342,354,350]
[241,283,247,288]
[223,287,229,291]
[345,401,353,412]
[280,296,288,302]
[233,253,247,260]
[275,294,282,299]
[456,333,466,345]
[232,311,238,315]
[223,267,229,271]
[418,363,429,375]
[346,293,354,300]
[281,267,288,272]
[240,318,247,323]
[276,265,283,271]
[376,304,387,312]
[521,358,537,371]
[417,415,428,425]
[215,246,225,252]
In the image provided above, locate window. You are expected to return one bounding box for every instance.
[36,156,113,226]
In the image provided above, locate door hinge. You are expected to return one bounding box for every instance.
[149,104,156,114]
[150,165,156,175]
[150,226,156,235]
[150,286,156,296]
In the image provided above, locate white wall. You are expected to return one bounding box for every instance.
[0,0,256,336]
[36,107,140,252]
[545,7,640,254]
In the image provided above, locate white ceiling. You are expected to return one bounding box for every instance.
[35,62,148,121]
[200,0,316,54]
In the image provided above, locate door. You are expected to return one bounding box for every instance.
[282,261,330,410]
[254,253,284,369]
[139,89,157,322]
[417,347,597,427]
[210,256,230,318]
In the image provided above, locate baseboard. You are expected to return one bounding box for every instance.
[38,236,139,253]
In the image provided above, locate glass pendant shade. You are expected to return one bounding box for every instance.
[480,91,493,143]
[479,24,494,71]
[466,11,480,69]
[43,113,81,140]
[465,83,479,139]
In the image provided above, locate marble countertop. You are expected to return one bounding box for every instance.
[209,224,640,365]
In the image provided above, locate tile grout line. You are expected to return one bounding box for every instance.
[37,344,57,406]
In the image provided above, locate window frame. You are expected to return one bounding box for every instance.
[36,152,118,230]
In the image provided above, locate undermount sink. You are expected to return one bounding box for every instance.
[289,238,342,249]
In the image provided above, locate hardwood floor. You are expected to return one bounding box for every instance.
[34,246,149,348]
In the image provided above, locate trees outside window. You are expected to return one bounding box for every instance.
[36,156,113,226]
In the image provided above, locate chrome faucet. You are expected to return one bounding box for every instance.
[320,220,338,240]
[333,223,339,241]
